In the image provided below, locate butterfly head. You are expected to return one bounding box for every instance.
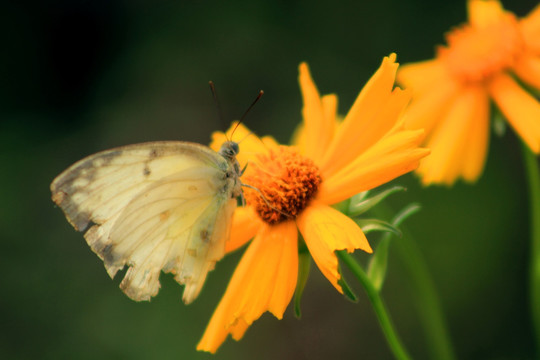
[218,141,240,161]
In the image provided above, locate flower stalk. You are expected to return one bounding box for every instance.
[394,225,456,360]
[374,204,456,360]
[338,251,411,360]
[522,143,540,348]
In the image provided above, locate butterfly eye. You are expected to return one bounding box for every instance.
[230,142,239,156]
[219,141,239,159]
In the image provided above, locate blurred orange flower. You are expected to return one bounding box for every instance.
[196,54,429,353]
[398,0,540,185]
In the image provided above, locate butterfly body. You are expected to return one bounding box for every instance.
[51,140,242,304]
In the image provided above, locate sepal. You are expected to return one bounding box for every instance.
[294,249,311,319]
[348,186,406,217]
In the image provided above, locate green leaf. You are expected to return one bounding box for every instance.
[350,190,370,205]
[392,203,422,227]
[356,218,402,236]
[366,203,422,292]
[294,251,311,319]
[348,186,405,217]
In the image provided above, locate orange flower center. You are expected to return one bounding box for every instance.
[437,14,523,83]
[243,146,322,225]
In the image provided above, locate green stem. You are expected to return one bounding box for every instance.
[374,205,456,360]
[338,251,412,360]
[522,144,540,348]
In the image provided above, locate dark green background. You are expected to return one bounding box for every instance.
[2,0,538,359]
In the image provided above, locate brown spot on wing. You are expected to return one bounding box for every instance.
[149,148,164,158]
[52,191,66,206]
[143,165,151,176]
[200,229,209,243]
[160,210,171,221]
[52,189,93,231]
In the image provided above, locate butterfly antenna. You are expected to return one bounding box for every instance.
[231,90,264,140]
[237,132,272,161]
[254,133,271,151]
[237,131,255,145]
[209,81,227,139]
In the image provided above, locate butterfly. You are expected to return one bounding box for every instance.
[51,140,242,304]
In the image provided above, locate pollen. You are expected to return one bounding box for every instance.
[243,146,322,225]
[437,14,523,83]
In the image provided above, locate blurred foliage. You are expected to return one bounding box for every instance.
[1,0,537,359]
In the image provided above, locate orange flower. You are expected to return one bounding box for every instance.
[398,0,540,185]
[197,54,430,353]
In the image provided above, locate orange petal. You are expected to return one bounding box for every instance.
[322,86,413,180]
[298,63,337,164]
[416,85,490,185]
[210,122,280,169]
[468,0,505,28]
[290,122,307,152]
[513,54,540,91]
[488,73,540,153]
[225,207,261,253]
[319,54,400,176]
[292,93,338,157]
[520,3,540,53]
[297,203,371,293]
[402,75,460,135]
[322,94,338,131]
[197,221,298,353]
[317,128,429,204]
[460,88,490,182]
[397,59,449,96]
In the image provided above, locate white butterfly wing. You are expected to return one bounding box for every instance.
[51,141,238,303]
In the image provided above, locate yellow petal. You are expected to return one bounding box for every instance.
[225,207,261,253]
[520,3,540,53]
[397,59,448,96]
[317,128,429,204]
[197,221,298,353]
[297,203,371,293]
[319,54,400,176]
[513,54,540,91]
[488,73,540,153]
[416,85,489,185]
[298,63,336,164]
[210,122,280,169]
[468,0,505,28]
